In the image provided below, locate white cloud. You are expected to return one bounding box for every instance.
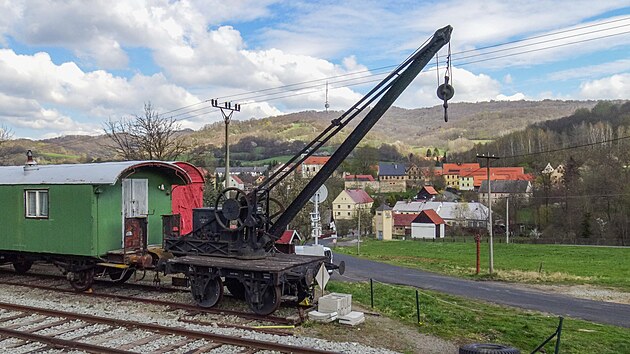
[0,48,204,137]
[496,93,526,101]
[397,67,502,107]
[0,92,97,134]
[404,1,630,54]
[548,59,630,81]
[578,73,630,99]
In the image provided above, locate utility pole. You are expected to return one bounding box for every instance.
[477,153,499,274]
[212,99,240,189]
[357,205,361,255]
[506,196,509,244]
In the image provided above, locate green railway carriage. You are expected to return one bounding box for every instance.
[0,157,191,290]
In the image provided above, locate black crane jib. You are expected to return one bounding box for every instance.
[268,25,453,238]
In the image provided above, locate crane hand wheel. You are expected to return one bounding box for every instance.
[214,187,251,231]
[265,197,285,223]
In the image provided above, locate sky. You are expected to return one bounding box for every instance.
[0,0,629,139]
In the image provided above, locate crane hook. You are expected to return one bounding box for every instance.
[437,76,454,122]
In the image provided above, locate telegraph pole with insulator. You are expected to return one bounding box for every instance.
[212,99,240,188]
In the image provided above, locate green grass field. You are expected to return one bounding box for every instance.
[335,239,630,291]
[39,152,81,160]
[327,281,630,353]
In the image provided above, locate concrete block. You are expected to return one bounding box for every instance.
[339,311,365,326]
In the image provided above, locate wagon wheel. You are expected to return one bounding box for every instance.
[224,278,246,300]
[191,276,224,308]
[12,260,33,274]
[214,187,251,231]
[248,284,282,315]
[69,268,95,292]
[109,268,135,284]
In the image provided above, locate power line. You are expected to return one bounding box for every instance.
[169,28,630,121]
[456,15,630,55]
[454,23,630,62]
[499,135,630,159]
[163,20,630,122]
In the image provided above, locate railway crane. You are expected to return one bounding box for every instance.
[161,25,453,315]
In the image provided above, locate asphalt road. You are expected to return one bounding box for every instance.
[331,252,630,328]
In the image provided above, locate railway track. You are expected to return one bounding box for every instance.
[0,267,309,326]
[0,301,337,353]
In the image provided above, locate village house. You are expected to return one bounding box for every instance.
[411,209,446,239]
[373,203,393,240]
[378,162,407,192]
[332,189,374,220]
[478,180,533,204]
[542,163,565,185]
[393,201,488,229]
[392,213,419,238]
[406,164,442,184]
[344,174,379,190]
[301,156,330,178]
[415,185,438,201]
[441,163,533,191]
[225,174,245,190]
[442,163,480,189]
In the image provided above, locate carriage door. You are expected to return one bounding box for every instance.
[122,179,148,250]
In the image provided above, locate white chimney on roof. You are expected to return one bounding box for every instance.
[24,150,39,172]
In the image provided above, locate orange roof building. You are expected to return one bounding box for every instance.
[442,163,533,189]
[301,156,331,178]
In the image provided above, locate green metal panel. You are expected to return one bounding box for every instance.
[94,183,122,255]
[0,184,96,256]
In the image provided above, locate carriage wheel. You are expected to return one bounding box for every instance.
[12,260,33,274]
[248,284,282,315]
[69,268,95,292]
[191,276,224,308]
[225,278,246,300]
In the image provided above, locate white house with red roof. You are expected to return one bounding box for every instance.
[411,209,446,239]
[224,174,244,190]
[332,189,374,220]
[301,156,331,178]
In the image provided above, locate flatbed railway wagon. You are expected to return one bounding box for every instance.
[161,25,453,316]
[0,157,193,290]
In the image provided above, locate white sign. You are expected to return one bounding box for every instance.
[309,185,329,203]
[315,263,330,290]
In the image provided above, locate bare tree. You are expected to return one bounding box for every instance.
[0,124,13,146]
[104,103,186,160]
[0,124,14,163]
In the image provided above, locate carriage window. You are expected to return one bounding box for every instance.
[25,190,49,218]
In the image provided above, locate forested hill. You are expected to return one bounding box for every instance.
[189,100,599,151]
[0,100,604,165]
[451,101,630,173]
